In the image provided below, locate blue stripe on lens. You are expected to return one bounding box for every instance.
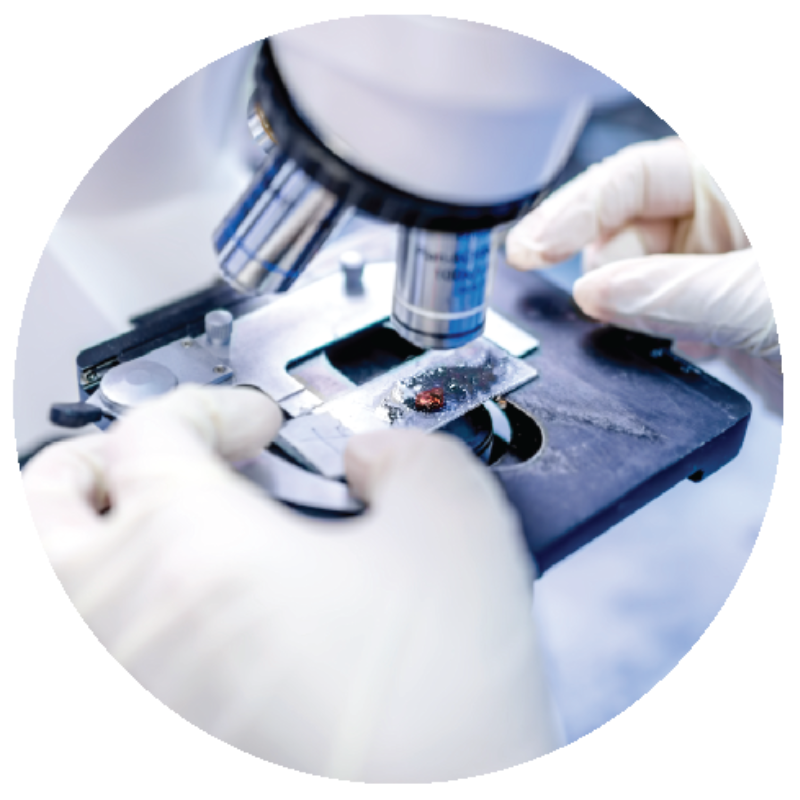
[213,152,288,253]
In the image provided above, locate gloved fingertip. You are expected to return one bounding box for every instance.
[572,271,610,321]
[209,385,285,460]
[344,429,426,502]
[504,228,552,270]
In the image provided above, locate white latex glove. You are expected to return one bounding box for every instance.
[22,385,561,782]
[506,137,782,415]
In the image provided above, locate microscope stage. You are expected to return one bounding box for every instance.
[72,257,751,572]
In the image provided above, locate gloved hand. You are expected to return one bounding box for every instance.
[506,137,782,415]
[22,385,561,782]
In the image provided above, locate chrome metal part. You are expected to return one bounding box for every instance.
[236,450,364,513]
[392,227,502,350]
[339,249,365,296]
[287,352,356,401]
[98,360,178,414]
[88,338,234,417]
[204,308,234,364]
[91,264,537,418]
[279,389,325,418]
[214,152,349,295]
[205,309,234,347]
[247,93,276,152]
[225,262,396,406]
[276,413,360,480]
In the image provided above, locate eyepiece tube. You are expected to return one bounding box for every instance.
[391,228,501,350]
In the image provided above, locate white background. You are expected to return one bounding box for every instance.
[2,1,797,796]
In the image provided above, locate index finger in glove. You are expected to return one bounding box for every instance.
[103,385,284,509]
[506,137,694,269]
[573,249,779,361]
[582,219,678,273]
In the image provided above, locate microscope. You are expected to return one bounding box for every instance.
[50,19,751,571]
